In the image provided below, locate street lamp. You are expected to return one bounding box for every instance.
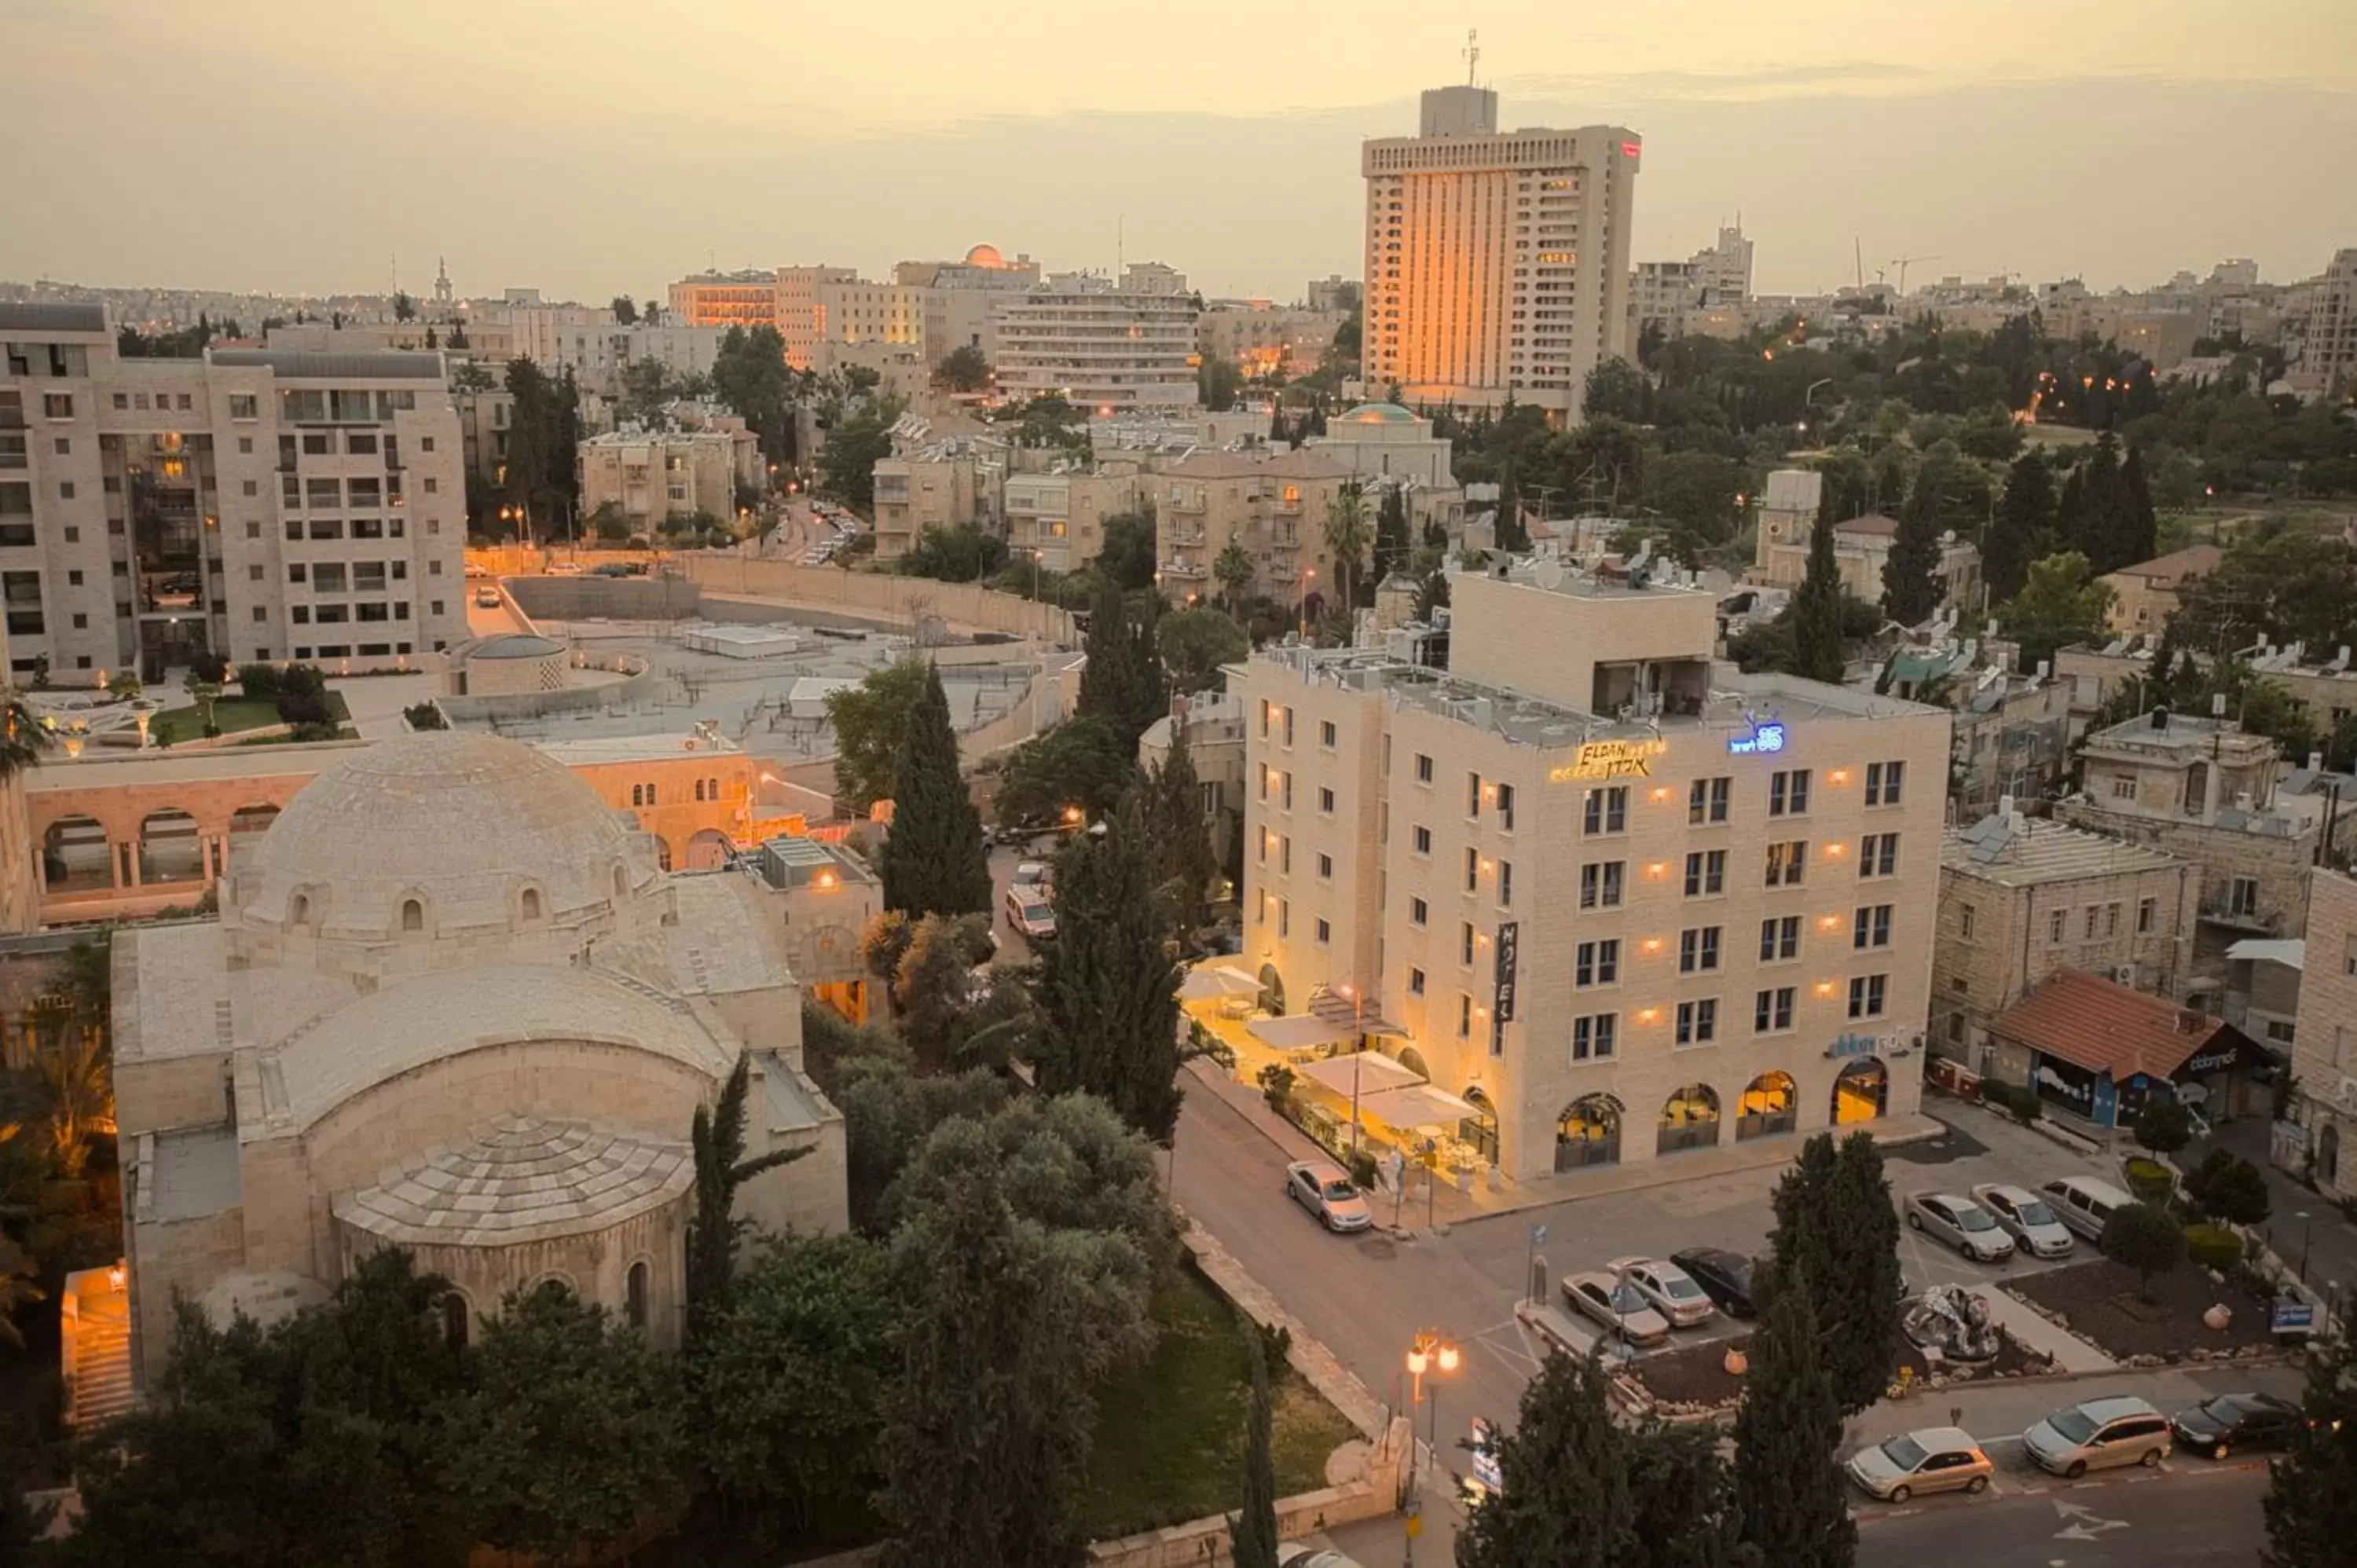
[2296,1211,2314,1284]
[1405,1328,1461,1491]
[1298,567,1316,637]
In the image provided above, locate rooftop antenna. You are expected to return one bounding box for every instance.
[1464,27,1479,85]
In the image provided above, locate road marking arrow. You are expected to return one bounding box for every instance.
[2056,1521,2129,1541]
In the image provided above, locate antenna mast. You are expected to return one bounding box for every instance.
[1464,28,1480,85]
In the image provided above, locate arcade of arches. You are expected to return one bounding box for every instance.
[1552,1057,1894,1173]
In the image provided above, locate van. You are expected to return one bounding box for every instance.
[2022,1395,2172,1478]
[2040,1175,2133,1241]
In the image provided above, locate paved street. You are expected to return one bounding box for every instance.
[1855,1464,2268,1566]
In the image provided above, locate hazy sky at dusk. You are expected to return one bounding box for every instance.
[5,0,2353,302]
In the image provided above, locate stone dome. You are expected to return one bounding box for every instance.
[964,242,1006,269]
[236,731,658,936]
[1340,401,1414,424]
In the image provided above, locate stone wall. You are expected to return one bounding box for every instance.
[678,556,1077,643]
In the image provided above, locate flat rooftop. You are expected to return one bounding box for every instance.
[1944,812,2187,886]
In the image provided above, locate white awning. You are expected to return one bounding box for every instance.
[1179,964,1263,1002]
[2225,938,2304,973]
[1294,1051,1425,1096]
[1247,1014,1351,1051]
[1358,1083,1479,1131]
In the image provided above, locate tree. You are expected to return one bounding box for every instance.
[1229,1319,1281,1568]
[2099,1200,2183,1302]
[390,290,415,322]
[889,913,993,1070]
[1199,354,1244,411]
[1095,507,1160,592]
[1146,720,1219,947]
[1373,483,1412,584]
[1985,450,2055,603]
[619,354,671,427]
[879,663,992,918]
[1765,1132,1902,1416]
[1884,456,1963,625]
[1077,583,1166,753]
[1583,356,1651,423]
[1625,1421,1750,1568]
[825,659,931,812]
[712,324,797,465]
[1214,539,1256,607]
[1415,567,1450,623]
[932,344,992,393]
[816,1024,1010,1235]
[0,694,54,781]
[1157,603,1248,694]
[442,1284,687,1557]
[2132,1097,2194,1157]
[816,394,905,511]
[1732,1254,1855,1568]
[2117,445,2158,567]
[1033,793,1184,1142]
[697,1233,902,1541]
[685,1052,812,1349]
[2176,532,2357,658]
[2062,431,2124,567]
[2190,1151,2271,1226]
[610,295,638,324]
[1791,506,1849,683]
[1324,483,1373,609]
[903,522,1009,583]
[998,715,1134,829]
[2261,1322,2357,1566]
[1457,1349,1635,1568]
[1996,551,2113,672]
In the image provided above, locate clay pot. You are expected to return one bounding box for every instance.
[2203,1304,2233,1332]
[1723,1347,1749,1377]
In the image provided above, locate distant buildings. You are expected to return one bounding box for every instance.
[1747,468,1981,613]
[2298,247,2357,397]
[577,411,762,529]
[1629,225,1754,340]
[1197,301,1348,382]
[1361,85,1640,414]
[995,265,1200,412]
[2099,545,2222,636]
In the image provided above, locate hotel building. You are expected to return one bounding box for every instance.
[1362,86,1640,415]
[1237,562,1948,1181]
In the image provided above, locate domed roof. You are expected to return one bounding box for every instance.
[964,243,1006,269]
[1340,401,1415,424]
[239,732,654,932]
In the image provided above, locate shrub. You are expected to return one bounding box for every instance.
[236,661,281,701]
[273,663,332,726]
[1256,1063,1296,1116]
[2133,1099,2194,1156]
[2124,1155,2176,1203]
[189,650,230,683]
[2184,1223,2244,1272]
[1345,1145,1379,1192]
[402,702,448,731]
[2101,1200,2183,1302]
[2193,1153,2271,1226]
[1979,1081,2043,1124]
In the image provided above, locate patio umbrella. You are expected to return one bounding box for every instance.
[1358,1082,1478,1132]
[1178,965,1263,1002]
[1295,1051,1425,1096]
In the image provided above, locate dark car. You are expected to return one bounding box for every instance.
[2169,1393,2300,1460]
[1669,1247,1756,1318]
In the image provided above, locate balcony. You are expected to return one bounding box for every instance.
[2198,893,2278,934]
[1274,495,1303,515]
[1165,525,1206,547]
[1161,558,1208,579]
[1167,490,1206,514]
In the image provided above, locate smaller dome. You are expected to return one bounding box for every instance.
[471,633,565,660]
[1342,401,1415,424]
[964,243,1006,269]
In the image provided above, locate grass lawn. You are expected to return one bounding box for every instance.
[151,691,350,744]
[1079,1263,1358,1541]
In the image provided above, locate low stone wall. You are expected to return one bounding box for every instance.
[440,653,654,725]
[502,573,703,624]
[679,556,1076,644]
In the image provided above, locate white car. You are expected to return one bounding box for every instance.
[1604,1257,1716,1328]
[1277,1548,1364,1568]
[1012,860,1050,892]
[1285,1160,1373,1233]
[1561,1271,1672,1346]
[1905,1192,2016,1263]
[1004,888,1055,941]
[1970,1183,2076,1259]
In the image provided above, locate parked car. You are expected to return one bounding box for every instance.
[1004,888,1055,941]
[2040,1176,2134,1242]
[2023,1396,2172,1478]
[1970,1183,2076,1258]
[1277,1548,1364,1568]
[1668,1247,1757,1317]
[1012,860,1050,891]
[1845,1426,1994,1504]
[1561,1272,1672,1346]
[475,587,502,608]
[1605,1257,1716,1328]
[1906,1192,2016,1262]
[1285,1160,1373,1233]
[2169,1392,2300,1460]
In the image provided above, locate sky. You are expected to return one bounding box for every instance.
[4,0,2354,305]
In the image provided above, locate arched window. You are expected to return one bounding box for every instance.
[440,1291,469,1350]
[626,1261,649,1330]
[707,776,718,800]
[630,784,643,807]
[521,888,542,921]
[288,892,310,928]
[613,865,629,898]
[693,779,706,802]
[401,897,423,932]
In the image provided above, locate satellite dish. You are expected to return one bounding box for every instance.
[1533,561,1565,591]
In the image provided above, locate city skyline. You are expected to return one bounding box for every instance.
[5,1,2355,305]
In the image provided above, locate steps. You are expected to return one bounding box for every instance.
[67,1298,134,1428]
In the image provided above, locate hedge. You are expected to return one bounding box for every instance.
[2184,1223,2244,1271]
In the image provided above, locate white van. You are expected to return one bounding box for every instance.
[2040,1175,2134,1241]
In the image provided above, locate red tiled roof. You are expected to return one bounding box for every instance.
[1835,512,1900,539]
[1989,968,2231,1082]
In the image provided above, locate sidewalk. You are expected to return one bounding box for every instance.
[1969,1283,2115,1373]
[1846,1358,2304,1452]
[2207,1116,2357,1303]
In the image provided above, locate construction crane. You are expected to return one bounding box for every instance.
[1888,254,1941,296]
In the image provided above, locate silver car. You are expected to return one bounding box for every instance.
[2023,1395,2172,1478]
[1285,1160,1373,1233]
[1906,1192,2016,1263]
[1605,1256,1716,1328]
[1970,1183,2075,1259]
[1845,1426,1995,1503]
[1561,1272,1672,1346]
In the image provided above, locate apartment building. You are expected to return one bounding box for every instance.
[872,434,1004,560]
[2286,866,2357,1200]
[1238,562,1949,1181]
[896,246,1042,368]
[2299,248,2357,396]
[1003,465,1141,573]
[816,282,923,356]
[1362,85,1640,415]
[1629,225,1753,339]
[995,266,1200,411]
[1750,501,1982,615]
[577,423,761,527]
[1933,809,2195,1075]
[1197,302,1349,380]
[1155,449,1357,607]
[1,304,468,681]
[668,269,781,333]
[2099,544,2222,636]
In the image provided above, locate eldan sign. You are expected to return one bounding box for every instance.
[1728,721,1787,756]
[1549,738,1667,782]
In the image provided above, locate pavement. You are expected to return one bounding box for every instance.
[2204,1114,2357,1310]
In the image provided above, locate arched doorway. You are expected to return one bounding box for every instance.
[138,808,203,884]
[1832,1057,1889,1125]
[42,816,111,892]
[1556,1094,1622,1171]
[1658,1084,1722,1155]
[1736,1072,1798,1140]
[440,1291,470,1350]
[226,804,280,871]
[1460,1086,1500,1165]
[684,827,732,870]
[1257,963,1285,1016]
[654,840,673,873]
[1395,1046,1431,1080]
[2321,1123,2341,1189]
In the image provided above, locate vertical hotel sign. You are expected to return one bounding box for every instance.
[1492,921,1519,1056]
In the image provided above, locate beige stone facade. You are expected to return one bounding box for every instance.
[1003,467,1141,573]
[1197,304,1348,380]
[872,442,999,561]
[1239,564,1949,1183]
[1933,811,2196,1074]
[111,732,848,1390]
[2287,867,2357,1199]
[995,268,1200,411]
[2100,545,2222,636]
[577,423,760,527]
[1156,449,1357,608]
[1750,507,1982,613]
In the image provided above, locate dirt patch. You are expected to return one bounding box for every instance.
[2004,1259,2283,1365]
[1626,1328,2056,1416]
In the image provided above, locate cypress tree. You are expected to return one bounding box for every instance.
[1373,485,1412,583]
[1762,1132,1901,1417]
[1734,1253,1856,1568]
[2261,1322,2357,1566]
[1227,1322,1281,1568]
[1457,1350,1637,1568]
[1791,505,1848,684]
[879,664,992,918]
[2071,432,2124,567]
[1146,723,1216,951]
[1033,793,1184,1142]
[1882,469,1946,626]
[1079,584,1165,753]
[685,1053,812,1350]
[2118,444,2158,569]
[1986,449,2055,603]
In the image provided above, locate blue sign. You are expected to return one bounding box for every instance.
[2271,1299,2315,1336]
[1729,722,1787,756]
[1827,1031,1880,1060]
[1469,1419,1503,1493]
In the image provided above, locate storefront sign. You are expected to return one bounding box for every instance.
[2271,1299,2315,1337]
[1469,1418,1503,1495]
[1728,721,1787,757]
[1826,1031,1884,1060]
[2180,1045,2239,1077]
[1549,738,1667,782]
[2033,1054,2099,1118]
[1494,921,1519,1023]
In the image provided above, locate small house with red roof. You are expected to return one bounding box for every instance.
[1986,968,2270,1128]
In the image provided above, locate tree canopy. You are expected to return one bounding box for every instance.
[878,663,992,918]
[825,660,932,812]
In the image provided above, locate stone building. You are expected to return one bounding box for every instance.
[107,732,849,1388]
[1154,449,1358,608]
[2099,545,2221,636]
[2286,866,2357,1198]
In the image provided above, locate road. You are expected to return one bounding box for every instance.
[463,578,531,639]
[1857,1464,2268,1566]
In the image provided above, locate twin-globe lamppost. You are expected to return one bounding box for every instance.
[1401,1328,1460,1566]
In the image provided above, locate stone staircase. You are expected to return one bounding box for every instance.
[65,1291,134,1429]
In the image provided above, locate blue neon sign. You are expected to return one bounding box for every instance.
[1728,722,1786,756]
